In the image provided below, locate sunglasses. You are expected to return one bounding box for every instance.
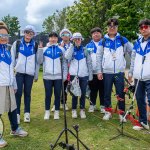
[0,34,10,38]
[139,25,149,30]
[74,38,81,41]
[61,33,70,37]
[108,25,118,29]
[25,30,34,35]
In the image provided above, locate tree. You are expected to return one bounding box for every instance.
[42,8,68,33]
[2,14,20,36]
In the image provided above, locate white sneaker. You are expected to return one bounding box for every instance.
[54,111,59,120]
[133,125,144,131]
[100,105,105,114]
[24,113,30,123]
[17,114,20,124]
[72,110,77,118]
[62,104,69,111]
[80,109,86,119]
[119,115,127,123]
[10,127,28,137]
[103,111,112,120]
[51,105,55,112]
[44,110,50,120]
[88,105,94,112]
[0,138,7,148]
[141,122,149,130]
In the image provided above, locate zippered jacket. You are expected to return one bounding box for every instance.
[129,37,150,81]
[86,40,99,74]
[65,44,93,81]
[11,38,39,79]
[97,33,132,74]
[0,44,17,89]
[37,43,68,80]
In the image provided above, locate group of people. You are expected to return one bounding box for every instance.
[0,17,150,148]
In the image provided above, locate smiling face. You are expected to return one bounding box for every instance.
[0,28,9,44]
[24,30,34,43]
[49,36,58,45]
[139,24,150,39]
[92,31,102,42]
[73,38,82,46]
[61,31,70,43]
[107,22,118,38]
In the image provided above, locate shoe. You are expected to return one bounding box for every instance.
[141,122,149,130]
[17,114,20,124]
[119,115,127,123]
[10,127,28,137]
[24,113,30,123]
[51,105,55,112]
[0,138,7,148]
[103,111,112,120]
[80,109,86,119]
[72,110,77,118]
[133,124,144,131]
[100,105,105,114]
[88,105,94,112]
[44,110,50,120]
[62,104,69,111]
[54,111,59,120]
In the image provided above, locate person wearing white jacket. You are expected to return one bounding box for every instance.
[128,19,150,130]
[37,32,68,120]
[0,21,28,148]
[65,32,93,119]
[11,25,39,124]
[97,18,133,122]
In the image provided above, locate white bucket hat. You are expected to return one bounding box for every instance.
[24,25,36,35]
[71,32,84,41]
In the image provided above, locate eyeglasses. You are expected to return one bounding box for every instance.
[61,33,70,37]
[108,25,118,29]
[25,30,34,35]
[139,25,149,30]
[0,34,10,38]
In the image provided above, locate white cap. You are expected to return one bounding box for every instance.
[24,25,36,34]
[71,32,84,41]
[59,28,72,37]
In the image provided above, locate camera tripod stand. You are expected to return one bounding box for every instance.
[50,53,90,150]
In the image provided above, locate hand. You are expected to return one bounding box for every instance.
[14,89,17,93]
[128,76,133,83]
[97,73,103,80]
[38,41,43,48]
[60,42,64,47]
[34,79,38,82]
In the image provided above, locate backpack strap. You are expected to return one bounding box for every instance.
[34,41,38,53]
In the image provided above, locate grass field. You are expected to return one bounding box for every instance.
[2,72,150,150]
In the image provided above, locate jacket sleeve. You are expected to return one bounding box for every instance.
[65,44,74,60]
[96,44,104,73]
[11,41,17,67]
[86,53,93,81]
[37,47,44,65]
[128,49,136,77]
[124,41,133,57]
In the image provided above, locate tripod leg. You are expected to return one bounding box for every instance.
[50,129,66,149]
[67,129,90,150]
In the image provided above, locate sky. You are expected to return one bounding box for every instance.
[0,0,75,32]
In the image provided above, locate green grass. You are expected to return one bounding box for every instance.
[2,72,150,150]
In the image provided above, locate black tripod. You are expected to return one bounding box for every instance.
[50,53,90,150]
